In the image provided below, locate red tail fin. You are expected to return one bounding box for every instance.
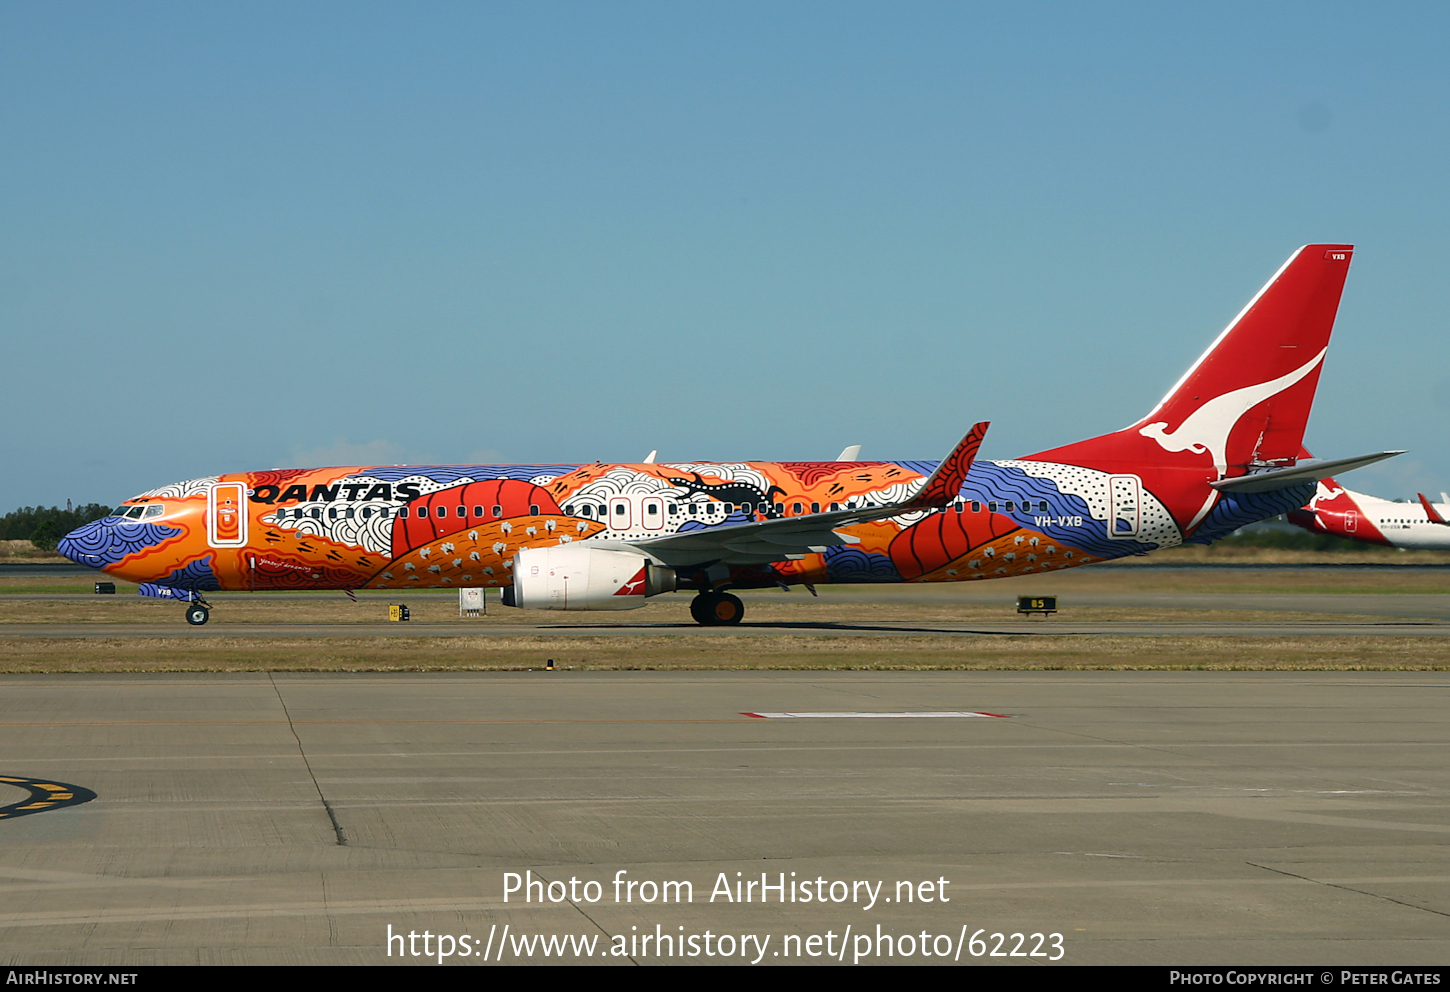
[1029,245,1353,486]
[1289,476,1391,545]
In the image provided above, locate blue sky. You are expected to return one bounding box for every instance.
[3,2,1448,509]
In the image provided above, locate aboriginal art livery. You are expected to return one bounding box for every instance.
[59,245,1402,625]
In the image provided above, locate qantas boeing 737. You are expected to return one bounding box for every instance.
[59,244,1402,626]
[1289,479,1450,549]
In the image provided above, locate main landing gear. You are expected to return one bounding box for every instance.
[183,597,211,626]
[690,591,744,626]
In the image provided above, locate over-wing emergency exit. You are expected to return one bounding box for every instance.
[60,245,1400,625]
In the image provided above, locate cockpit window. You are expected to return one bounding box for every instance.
[125,506,145,519]
[144,505,164,518]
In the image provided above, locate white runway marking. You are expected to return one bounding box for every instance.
[742,710,1010,719]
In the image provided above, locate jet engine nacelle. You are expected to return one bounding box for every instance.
[501,545,676,610]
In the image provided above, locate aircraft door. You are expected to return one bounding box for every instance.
[641,496,665,531]
[610,497,632,531]
[1108,475,1142,540]
[208,482,248,548]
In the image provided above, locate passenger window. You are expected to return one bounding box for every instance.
[775,503,785,515]
[793,503,803,515]
[346,508,355,519]
[473,506,483,517]
[953,503,962,513]
[436,506,447,518]
[988,501,998,513]
[811,502,820,514]
[647,504,658,515]
[530,505,540,516]
[493,505,502,518]
[456,506,465,517]
[972,502,981,512]
[830,502,839,512]
[669,503,678,514]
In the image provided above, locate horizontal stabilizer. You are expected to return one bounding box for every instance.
[1209,451,1404,494]
[1418,493,1449,526]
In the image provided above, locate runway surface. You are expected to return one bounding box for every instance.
[5,589,1450,638]
[3,618,1449,638]
[1,671,1447,965]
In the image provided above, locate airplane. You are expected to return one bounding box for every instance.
[58,243,1402,627]
[1288,479,1450,549]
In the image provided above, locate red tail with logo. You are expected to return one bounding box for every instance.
[1027,245,1354,529]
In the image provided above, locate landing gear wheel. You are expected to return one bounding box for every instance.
[690,592,744,626]
[689,594,710,625]
[184,604,210,626]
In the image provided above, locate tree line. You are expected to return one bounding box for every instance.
[0,505,113,551]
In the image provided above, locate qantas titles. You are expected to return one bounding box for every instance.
[248,483,420,505]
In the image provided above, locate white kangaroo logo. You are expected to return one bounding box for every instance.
[1138,348,1326,476]
[1309,480,1346,507]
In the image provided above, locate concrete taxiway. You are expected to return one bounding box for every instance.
[1,671,1447,965]
[5,588,1450,638]
[3,618,1449,638]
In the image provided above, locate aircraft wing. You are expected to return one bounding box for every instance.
[1209,450,1404,494]
[615,423,989,567]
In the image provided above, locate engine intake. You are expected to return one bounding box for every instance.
[501,545,675,610]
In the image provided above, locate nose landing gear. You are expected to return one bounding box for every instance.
[183,597,212,625]
[689,591,744,626]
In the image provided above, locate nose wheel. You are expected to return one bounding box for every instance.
[690,592,744,626]
[184,603,210,626]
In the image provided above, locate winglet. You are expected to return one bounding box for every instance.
[903,422,989,510]
[1418,493,1448,525]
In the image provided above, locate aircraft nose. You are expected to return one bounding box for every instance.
[55,509,181,571]
[56,518,115,568]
